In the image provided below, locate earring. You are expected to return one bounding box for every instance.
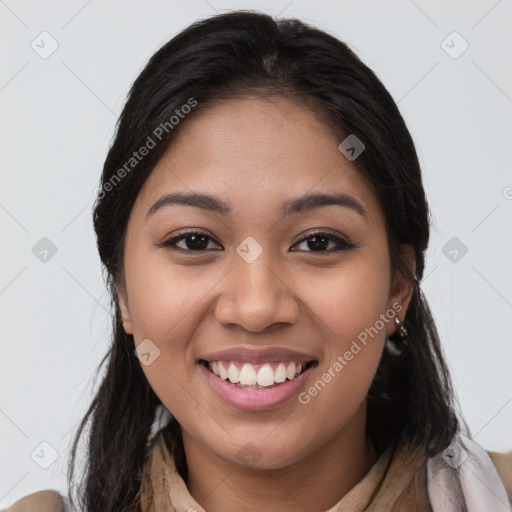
[385,316,408,356]
[394,316,408,340]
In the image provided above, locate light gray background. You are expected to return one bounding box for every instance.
[1,0,511,506]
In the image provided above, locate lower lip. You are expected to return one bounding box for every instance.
[199,363,316,411]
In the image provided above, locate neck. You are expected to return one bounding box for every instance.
[181,404,377,512]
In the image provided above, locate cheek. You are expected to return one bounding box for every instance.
[306,250,390,343]
[297,248,390,401]
[124,255,208,419]
[122,257,211,410]
[125,253,213,346]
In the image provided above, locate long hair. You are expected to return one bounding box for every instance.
[68,10,463,511]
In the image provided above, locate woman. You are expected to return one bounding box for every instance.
[4,10,511,512]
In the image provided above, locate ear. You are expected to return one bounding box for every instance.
[386,244,416,338]
[116,285,134,335]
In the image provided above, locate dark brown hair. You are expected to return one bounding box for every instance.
[68,10,462,511]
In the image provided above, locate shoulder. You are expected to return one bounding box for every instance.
[488,449,512,502]
[1,490,68,512]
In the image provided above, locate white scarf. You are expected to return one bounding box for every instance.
[427,434,511,511]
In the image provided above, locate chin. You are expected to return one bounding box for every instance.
[217,436,308,471]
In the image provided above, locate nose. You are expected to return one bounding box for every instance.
[213,250,301,333]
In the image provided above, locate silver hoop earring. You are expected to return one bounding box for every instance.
[385,316,408,356]
[394,316,408,340]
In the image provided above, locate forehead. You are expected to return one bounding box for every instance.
[133,96,383,226]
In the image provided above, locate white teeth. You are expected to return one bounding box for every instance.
[256,364,275,387]
[274,363,287,383]
[218,361,228,380]
[207,360,309,387]
[239,363,257,385]
[286,362,296,380]
[227,363,240,383]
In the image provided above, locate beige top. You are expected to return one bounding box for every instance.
[3,432,511,512]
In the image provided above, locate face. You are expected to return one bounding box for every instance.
[117,96,414,470]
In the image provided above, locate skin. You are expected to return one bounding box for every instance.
[117,96,415,512]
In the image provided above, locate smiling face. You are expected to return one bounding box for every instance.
[117,96,414,471]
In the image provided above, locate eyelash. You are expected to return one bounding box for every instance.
[160,229,356,254]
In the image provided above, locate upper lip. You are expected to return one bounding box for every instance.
[198,346,317,364]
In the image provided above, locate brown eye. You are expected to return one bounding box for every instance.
[161,230,221,252]
[291,231,355,253]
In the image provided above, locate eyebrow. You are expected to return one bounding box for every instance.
[146,191,367,221]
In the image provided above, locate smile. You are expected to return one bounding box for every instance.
[204,360,313,388]
[199,359,318,410]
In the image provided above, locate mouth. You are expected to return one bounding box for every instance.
[198,358,319,411]
[199,359,318,389]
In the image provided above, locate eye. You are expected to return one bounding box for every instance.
[291,230,356,253]
[161,229,356,254]
[161,229,221,252]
